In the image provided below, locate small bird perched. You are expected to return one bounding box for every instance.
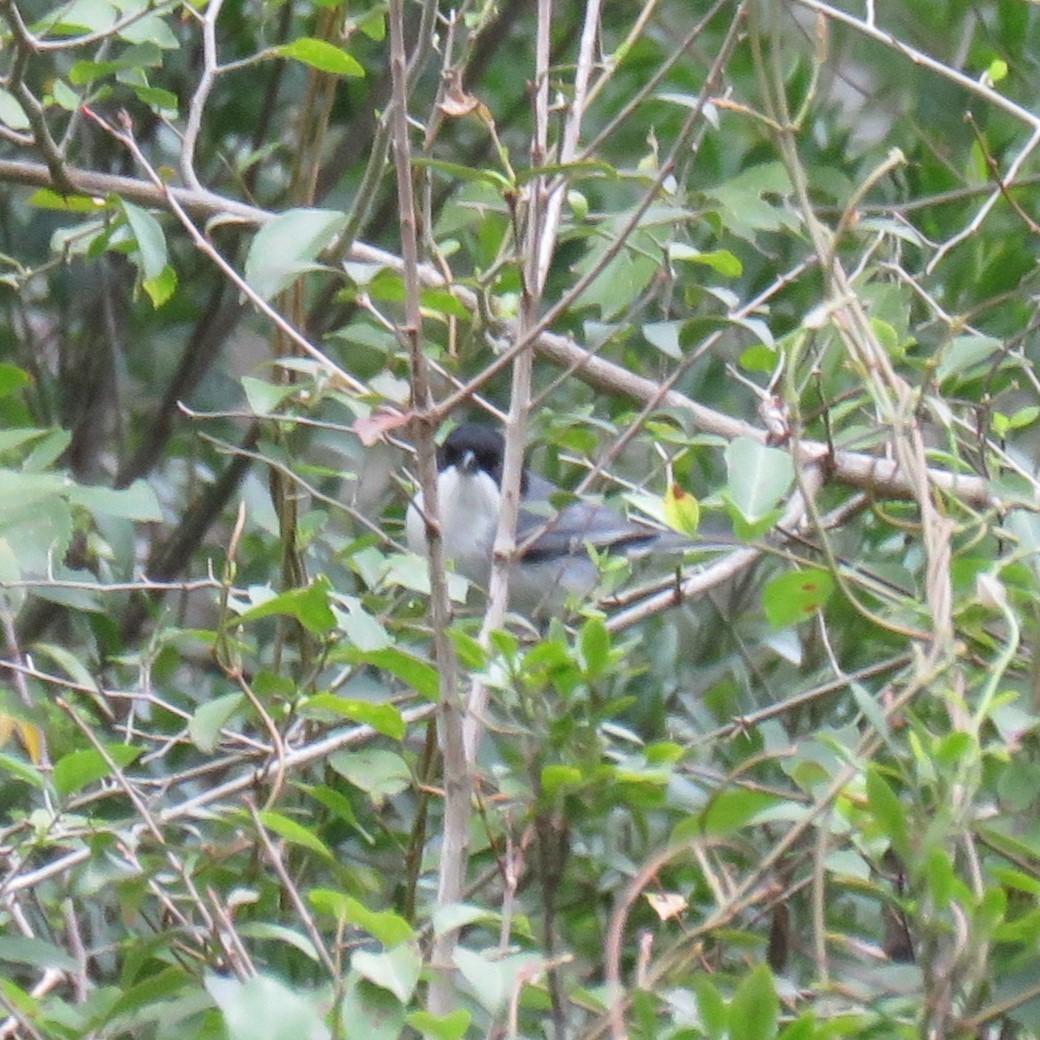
[406,422,724,617]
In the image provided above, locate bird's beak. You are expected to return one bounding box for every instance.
[459,449,478,473]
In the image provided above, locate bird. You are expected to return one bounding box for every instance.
[406,422,725,618]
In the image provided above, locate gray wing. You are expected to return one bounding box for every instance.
[517,474,669,561]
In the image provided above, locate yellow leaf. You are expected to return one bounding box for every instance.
[0,713,45,764]
[662,481,700,536]
[17,719,45,764]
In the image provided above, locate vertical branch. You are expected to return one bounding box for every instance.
[535,0,602,286]
[472,2,571,1033]
[180,0,225,191]
[463,0,557,760]
[387,0,467,1016]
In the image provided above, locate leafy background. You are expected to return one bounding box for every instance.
[2,1,1040,1038]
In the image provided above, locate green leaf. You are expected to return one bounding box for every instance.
[0,936,79,972]
[923,845,956,909]
[241,376,298,416]
[420,287,470,319]
[335,595,391,651]
[0,469,67,505]
[357,8,386,39]
[302,694,406,739]
[662,481,701,536]
[574,223,660,319]
[0,496,73,578]
[0,428,55,455]
[340,977,404,1040]
[0,536,21,612]
[934,730,975,767]
[541,764,583,798]
[350,647,440,701]
[207,973,331,1040]
[69,59,123,85]
[515,159,615,184]
[68,479,163,521]
[257,809,334,860]
[119,200,167,280]
[352,945,422,1003]
[728,965,778,1040]
[244,208,347,299]
[0,751,45,788]
[704,162,795,241]
[1001,405,1039,434]
[579,616,610,679]
[337,896,414,947]
[53,744,142,797]
[117,11,179,47]
[301,784,374,843]
[234,580,337,634]
[276,38,365,77]
[724,437,794,524]
[849,681,891,743]
[329,748,411,804]
[51,79,80,111]
[453,948,542,1014]
[0,89,30,131]
[0,364,30,397]
[24,429,71,471]
[142,263,177,307]
[731,314,775,350]
[762,568,834,627]
[695,788,780,838]
[105,964,194,1020]
[669,243,743,276]
[432,904,499,936]
[188,693,244,753]
[406,1009,472,1040]
[411,157,511,190]
[236,922,319,962]
[692,974,727,1038]
[642,320,682,358]
[31,642,98,691]
[992,866,1040,898]
[132,84,179,117]
[936,333,1002,387]
[866,765,910,859]
[778,1012,818,1040]
[310,891,414,946]
[448,627,486,669]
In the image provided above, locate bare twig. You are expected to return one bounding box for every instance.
[385,0,467,1014]
[1,704,437,897]
[248,800,339,976]
[180,0,226,190]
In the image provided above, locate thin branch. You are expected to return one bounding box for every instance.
[385,0,467,1014]
[1,703,438,897]
[248,800,339,976]
[180,0,226,190]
